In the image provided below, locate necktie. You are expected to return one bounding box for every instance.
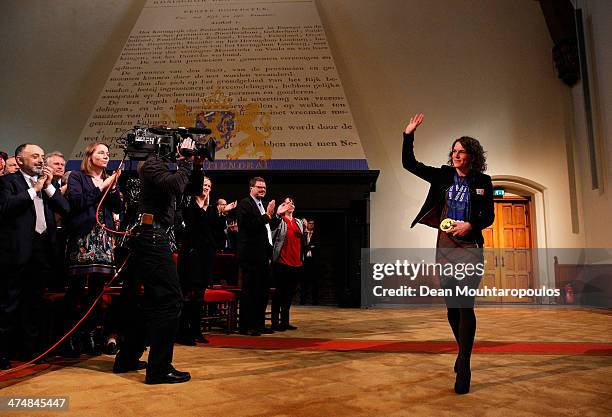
[256,200,273,245]
[30,177,47,234]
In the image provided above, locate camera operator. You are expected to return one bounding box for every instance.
[113,138,204,385]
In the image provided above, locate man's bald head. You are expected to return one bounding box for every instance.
[15,144,45,176]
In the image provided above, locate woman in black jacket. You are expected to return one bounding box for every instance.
[177,177,236,345]
[402,113,494,394]
[64,142,122,355]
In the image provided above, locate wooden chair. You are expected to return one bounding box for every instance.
[202,288,238,333]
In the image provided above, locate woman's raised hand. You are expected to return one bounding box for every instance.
[223,200,237,213]
[404,113,424,135]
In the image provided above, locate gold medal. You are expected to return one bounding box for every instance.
[440,218,454,232]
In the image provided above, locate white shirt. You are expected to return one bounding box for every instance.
[21,171,56,199]
[21,170,55,234]
[251,196,272,245]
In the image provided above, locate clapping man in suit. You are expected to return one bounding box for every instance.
[212,198,231,251]
[236,177,289,336]
[0,144,70,369]
[45,151,67,192]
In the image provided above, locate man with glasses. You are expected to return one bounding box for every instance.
[236,177,289,336]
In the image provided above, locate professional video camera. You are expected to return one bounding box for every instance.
[124,126,216,161]
[117,125,216,251]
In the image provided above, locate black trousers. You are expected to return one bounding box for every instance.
[301,257,319,304]
[178,245,214,339]
[63,274,105,335]
[0,233,52,360]
[115,230,183,377]
[239,261,271,332]
[271,263,301,326]
[49,226,68,291]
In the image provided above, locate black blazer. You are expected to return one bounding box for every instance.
[0,172,70,264]
[402,132,495,245]
[138,155,203,228]
[236,196,281,263]
[303,230,319,261]
[209,208,237,251]
[64,170,122,237]
[181,199,225,252]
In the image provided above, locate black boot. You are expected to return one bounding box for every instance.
[454,359,471,394]
[454,370,471,394]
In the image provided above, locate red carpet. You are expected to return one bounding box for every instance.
[207,335,612,356]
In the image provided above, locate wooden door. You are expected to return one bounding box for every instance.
[480,198,534,303]
[480,219,501,302]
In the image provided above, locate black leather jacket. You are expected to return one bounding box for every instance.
[137,155,203,228]
[402,132,495,245]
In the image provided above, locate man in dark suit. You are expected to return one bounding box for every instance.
[0,143,70,369]
[226,219,238,253]
[45,151,66,189]
[4,156,19,174]
[211,198,230,251]
[301,219,320,305]
[236,177,288,336]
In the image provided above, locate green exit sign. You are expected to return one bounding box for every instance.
[493,188,505,197]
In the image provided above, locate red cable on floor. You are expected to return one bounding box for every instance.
[0,254,131,377]
[3,162,138,377]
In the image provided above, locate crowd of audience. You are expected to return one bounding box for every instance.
[0,145,319,369]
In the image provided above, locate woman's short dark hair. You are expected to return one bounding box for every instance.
[448,136,487,173]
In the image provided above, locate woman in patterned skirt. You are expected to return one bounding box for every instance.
[64,142,121,355]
